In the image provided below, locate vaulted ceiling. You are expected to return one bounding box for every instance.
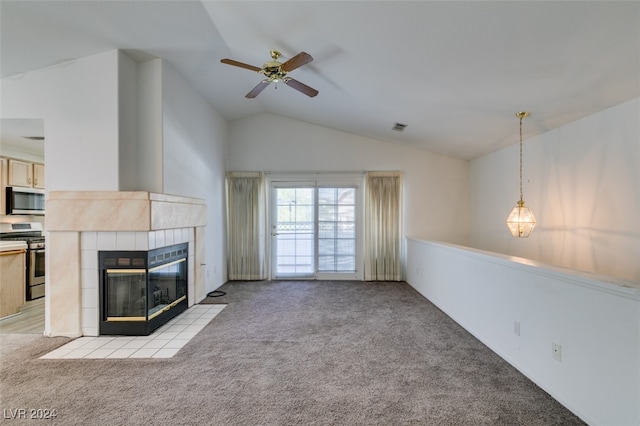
[2,1,639,160]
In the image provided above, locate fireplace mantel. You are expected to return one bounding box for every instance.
[47,191,206,231]
[45,191,207,337]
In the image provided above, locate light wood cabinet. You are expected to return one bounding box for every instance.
[8,159,45,188]
[33,163,45,189]
[0,158,5,214]
[0,248,26,318]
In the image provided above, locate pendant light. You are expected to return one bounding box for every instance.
[506,111,536,238]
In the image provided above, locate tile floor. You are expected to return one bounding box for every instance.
[40,304,225,360]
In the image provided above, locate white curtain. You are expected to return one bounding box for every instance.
[364,171,402,281]
[226,172,267,280]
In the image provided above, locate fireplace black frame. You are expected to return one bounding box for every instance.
[99,243,188,336]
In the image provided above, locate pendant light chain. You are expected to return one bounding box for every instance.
[519,114,523,202]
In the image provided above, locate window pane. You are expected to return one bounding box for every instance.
[296,188,313,205]
[318,222,335,239]
[318,186,356,273]
[337,222,355,238]
[319,239,335,255]
[337,188,355,204]
[318,256,334,271]
[338,205,354,220]
[336,256,355,271]
[318,188,336,203]
[336,239,354,255]
[319,205,336,221]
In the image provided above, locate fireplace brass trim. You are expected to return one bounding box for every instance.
[106,269,147,274]
[107,316,146,322]
[149,258,186,272]
[148,295,187,320]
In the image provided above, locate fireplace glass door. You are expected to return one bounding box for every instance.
[100,243,188,335]
[106,269,147,320]
[148,258,187,319]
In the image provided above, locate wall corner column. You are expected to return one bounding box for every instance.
[45,231,82,337]
[194,226,207,303]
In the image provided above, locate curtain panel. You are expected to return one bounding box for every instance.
[226,172,267,280]
[363,172,403,281]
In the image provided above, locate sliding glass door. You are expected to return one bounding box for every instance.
[271,179,361,280]
[272,184,316,278]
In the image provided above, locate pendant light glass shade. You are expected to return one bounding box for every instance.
[506,112,536,238]
[507,200,536,237]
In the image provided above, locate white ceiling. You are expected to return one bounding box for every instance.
[1,1,639,160]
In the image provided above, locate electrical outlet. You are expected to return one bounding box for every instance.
[552,343,562,362]
[513,321,521,336]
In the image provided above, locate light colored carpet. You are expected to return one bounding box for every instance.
[0,280,585,425]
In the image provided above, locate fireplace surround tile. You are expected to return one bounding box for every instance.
[115,232,137,250]
[135,232,149,250]
[148,231,156,250]
[81,232,97,250]
[165,229,175,246]
[46,191,206,338]
[155,229,166,248]
[81,268,97,290]
[97,232,117,250]
[81,249,98,271]
[81,307,98,335]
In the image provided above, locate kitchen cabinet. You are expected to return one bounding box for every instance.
[8,159,45,189]
[33,163,45,189]
[0,242,27,319]
[0,158,5,214]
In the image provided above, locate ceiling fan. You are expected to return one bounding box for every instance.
[221,50,319,99]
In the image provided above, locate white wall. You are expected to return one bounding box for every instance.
[406,238,640,426]
[2,49,228,309]
[117,50,139,191]
[228,113,470,245]
[1,50,121,191]
[470,98,640,282]
[135,58,164,193]
[161,61,227,296]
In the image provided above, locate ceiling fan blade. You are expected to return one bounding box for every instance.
[281,52,313,72]
[284,78,318,98]
[220,58,262,73]
[245,80,270,98]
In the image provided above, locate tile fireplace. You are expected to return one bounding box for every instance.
[46,191,207,338]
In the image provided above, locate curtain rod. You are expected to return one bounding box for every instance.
[264,170,367,176]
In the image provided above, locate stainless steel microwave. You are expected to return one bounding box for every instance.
[6,187,45,215]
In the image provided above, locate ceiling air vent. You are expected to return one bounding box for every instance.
[23,136,45,141]
[392,122,407,132]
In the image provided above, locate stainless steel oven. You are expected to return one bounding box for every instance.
[0,222,45,300]
[28,239,45,299]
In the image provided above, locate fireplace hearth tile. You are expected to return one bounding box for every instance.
[39,304,225,360]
